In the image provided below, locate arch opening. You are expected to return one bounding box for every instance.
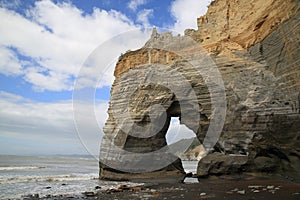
[166,117,195,145]
[166,117,202,175]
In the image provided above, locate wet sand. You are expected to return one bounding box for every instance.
[96,179,300,200]
[24,174,300,200]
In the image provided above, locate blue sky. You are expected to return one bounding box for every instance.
[0,0,211,156]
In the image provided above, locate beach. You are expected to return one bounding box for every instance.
[23,175,300,200]
[2,155,299,200]
[95,179,300,200]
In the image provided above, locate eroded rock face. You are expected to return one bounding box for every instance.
[195,0,300,178]
[99,37,218,182]
[100,0,300,181]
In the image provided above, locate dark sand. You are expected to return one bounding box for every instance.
[25,174,300,200]
[96,178,300,200]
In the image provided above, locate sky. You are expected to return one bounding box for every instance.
[0,0,211,156]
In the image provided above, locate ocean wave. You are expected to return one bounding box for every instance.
[0,173,98,184]
[0,166,46,171]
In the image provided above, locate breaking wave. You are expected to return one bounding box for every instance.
[0,166,46,171]
[0,173,98,184]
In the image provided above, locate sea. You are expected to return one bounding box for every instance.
[0,155,198,199]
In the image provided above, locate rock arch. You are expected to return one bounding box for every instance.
[99,0,300,182]
[99,61,212,182]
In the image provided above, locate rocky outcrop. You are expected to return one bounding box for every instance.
[194,0,300,178]
[100,0,300,182]
[168,137,205,161]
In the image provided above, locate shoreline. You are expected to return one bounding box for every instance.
[21,174,300,200]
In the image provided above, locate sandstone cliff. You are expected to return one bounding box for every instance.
[100,0,300,182]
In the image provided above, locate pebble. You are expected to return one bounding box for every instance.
[253,190,260,193]
[45,186,51,189]
[269,190,276,194]
[237,190,246,195]
[95,185,101,189]
[231,188,239,192]
[118,184,130,190]
[152,191,159,196]
[248,185,263,189]
[83,191,96,197]
[131,186,143,191]
[267,185,274,189]
[200,192,206,196]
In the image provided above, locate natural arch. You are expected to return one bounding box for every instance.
[99,71,211,182]
[100,0,300,183]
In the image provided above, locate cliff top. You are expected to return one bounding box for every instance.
[114,0,299,78]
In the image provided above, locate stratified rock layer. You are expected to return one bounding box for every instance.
[100,0,300,182]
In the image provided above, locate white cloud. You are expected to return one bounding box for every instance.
[0,0,21,9]
[0,0,210,156]
[0,90,196,155]
[0,91,109,155]
[128,0,148,11]
[170,0,211,34]
[136,9,153,28]
[0,0,150,91]
[0,46,23,76]
[0,0,211,91]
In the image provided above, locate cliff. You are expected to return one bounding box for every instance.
[99,0,300,182]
